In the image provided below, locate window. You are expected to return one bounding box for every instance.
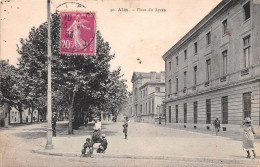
[169,106,172,123]
[193,101,198,124]
[184,103,187,123]
[243,2,251,20]
[176,77,179,92]
[184,50,187,60]
[176,56,178,65]
[184,71,187,89]
[222,19,227,35]
[206,32,211,45]
[206,59,211,81]
[243,35,250,68]
[141,91,142,99]
[169,61,172,71]
[146,102,147,114]
[243,92,251,119]
[146,88,148,96]
[168,79,172,94]
[175,105,178,123]
[206,99,211,124]
[140,104,142,114]
[149,100,151,113]
[155,87,160,92]
[134,88,138,101]
[194,66,197,85]
[222,50,228,75]
[152,99,154,112]
[194,42,198,54]
[222,96,228,124]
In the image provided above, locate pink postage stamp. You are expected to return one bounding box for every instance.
[60,11,96,55]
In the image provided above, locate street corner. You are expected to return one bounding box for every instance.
[31,147,260,166]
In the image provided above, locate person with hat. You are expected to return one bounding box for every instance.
[81,137,93,157]
[97,134,108,153]
[52,112,58,137]
[213,117,221,136]
[242,117,256,158]
[122,117,129,139]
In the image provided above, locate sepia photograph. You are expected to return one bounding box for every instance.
[0,0,260,166]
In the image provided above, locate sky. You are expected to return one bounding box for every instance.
[0,0,222,91]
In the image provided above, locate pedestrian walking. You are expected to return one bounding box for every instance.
[97,134,108,153]
[52,112,57,137]
[242,117,256,158]
[213,117,221,136]
[84,116,89,127]
[122,117,129,139]
[81,138,93,157]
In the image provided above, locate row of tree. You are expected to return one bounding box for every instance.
[0,13,128,134]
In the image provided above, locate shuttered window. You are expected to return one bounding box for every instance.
[169,106,171,123]
[243,92,251,118]
[184,103,187,123]
[194,101,198,124]
[222,96,228,124]
[206,99,211,124]
[175,105,178,123]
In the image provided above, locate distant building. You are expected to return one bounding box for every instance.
[123,92,133,118]
[131,71,165,123]
[163,0,260,132]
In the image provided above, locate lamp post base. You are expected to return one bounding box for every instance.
[45,128,53,150]
[45,144,53,150]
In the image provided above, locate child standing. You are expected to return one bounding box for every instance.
[123,117,129,139]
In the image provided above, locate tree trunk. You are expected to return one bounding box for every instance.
[29,108,33,123]
[3,102,10,127]
[68,91,76,134]
[68,106,73,134]
[37,111,40,123]
[19,109,23,124]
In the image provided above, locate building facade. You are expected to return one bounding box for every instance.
[131,71,165,123]
[163,0,260,132]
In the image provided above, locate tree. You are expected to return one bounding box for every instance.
[16,13,128,133]
[17,23,48,123]
[0,60,17,126]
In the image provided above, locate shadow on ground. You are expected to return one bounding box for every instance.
[14,131,46,139]
[57,122,117,137]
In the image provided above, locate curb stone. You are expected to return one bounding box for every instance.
[32,149,260,166]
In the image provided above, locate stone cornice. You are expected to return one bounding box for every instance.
[162,0,235,61]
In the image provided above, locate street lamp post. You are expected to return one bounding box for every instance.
[45,0,53,150]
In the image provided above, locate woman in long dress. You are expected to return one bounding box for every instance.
[67,15,90,51]
[242,117,256,158]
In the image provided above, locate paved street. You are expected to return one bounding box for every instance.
[0,121,259,167]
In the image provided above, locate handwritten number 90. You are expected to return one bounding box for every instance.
[65,32,73,38]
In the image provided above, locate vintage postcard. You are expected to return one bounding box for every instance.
[0,0,260,167]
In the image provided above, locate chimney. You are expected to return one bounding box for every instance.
[150,71,156,81]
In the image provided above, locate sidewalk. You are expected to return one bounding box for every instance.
[32,121,260,166]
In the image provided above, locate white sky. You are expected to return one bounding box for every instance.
[0,0,222,91]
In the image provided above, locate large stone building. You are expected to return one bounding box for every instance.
[162,0,260,132]
[131,71,165,123]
